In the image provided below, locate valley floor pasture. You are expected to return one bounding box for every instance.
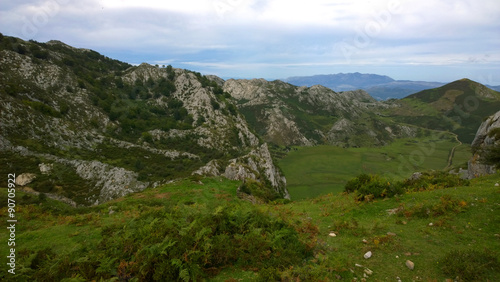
[280,135,471,200]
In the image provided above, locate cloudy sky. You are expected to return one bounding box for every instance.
[1,0,499,84]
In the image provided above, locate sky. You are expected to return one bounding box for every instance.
[1,0,500,84]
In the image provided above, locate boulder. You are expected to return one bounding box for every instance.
[39,163,53,174]
[15,173,37,186]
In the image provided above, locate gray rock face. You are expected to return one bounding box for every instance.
[223,78,416,147]
[0,37,289,205]
[193,143,290,199]
[223,143,289,199]
[68,160,149,205]
[467,110,500,178]
[192,160,222,177]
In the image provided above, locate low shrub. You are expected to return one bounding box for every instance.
[344,171,469,202]
[344,174,405,202]
[29,202,313,281]
[398,195,467,219]
[403,171,469,192]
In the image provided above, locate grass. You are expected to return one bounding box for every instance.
[280,135,470,200]
[266,172,500,281]
[0,172,499,281]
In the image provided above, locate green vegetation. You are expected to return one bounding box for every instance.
[343,171,469,202]
[279,135,470,200]
[0,178,316,281]
[344,173,405,202]
[239,178,281,202]
[1,174,499,281]
[440,249,499,281]
[388,79,500,143]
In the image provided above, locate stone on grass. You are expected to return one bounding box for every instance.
[364,251,372,259]
[406,260,415,270]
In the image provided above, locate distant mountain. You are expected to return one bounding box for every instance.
[364,80,446,100]
[488,85,500,92]
[385,78,500,143]
[284,72,394,90]
[284,73,445,100]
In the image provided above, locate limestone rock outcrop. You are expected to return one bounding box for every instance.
[0,36,289,205]
[467,111,500,178]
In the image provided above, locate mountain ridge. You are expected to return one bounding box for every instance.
[0,34,288,205]
[1,34,499,205]
[284,73,448,100]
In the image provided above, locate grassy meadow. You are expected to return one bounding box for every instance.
[280,135,471,200]
[1,173,499,281]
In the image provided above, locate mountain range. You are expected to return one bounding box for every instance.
[284,72,500,100]
[1,34,500,205]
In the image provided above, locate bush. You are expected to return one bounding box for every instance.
[22,100,61,118]
[398,195,467,219]
[344,174,405,202]
[210,98,220,110]
[344,173,372,193]
[345,171,469,202]
[481,145,500,168]
[403,171,469,192]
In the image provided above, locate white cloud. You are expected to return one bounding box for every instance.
[0,0,499,83]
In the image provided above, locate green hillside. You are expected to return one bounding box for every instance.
[386,79,500,144]
[1,173,499,281]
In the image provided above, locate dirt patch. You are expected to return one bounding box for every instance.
[154,192,172,199]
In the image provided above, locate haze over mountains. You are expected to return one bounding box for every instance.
[284,73,500,100]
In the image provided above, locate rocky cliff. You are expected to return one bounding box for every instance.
[467,111,500,178]
[0,35,288,204]
[223,79,417,147]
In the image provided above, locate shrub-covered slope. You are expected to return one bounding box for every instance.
[0,35,288,205]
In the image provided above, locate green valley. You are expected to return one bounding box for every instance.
[280,134,471,200]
